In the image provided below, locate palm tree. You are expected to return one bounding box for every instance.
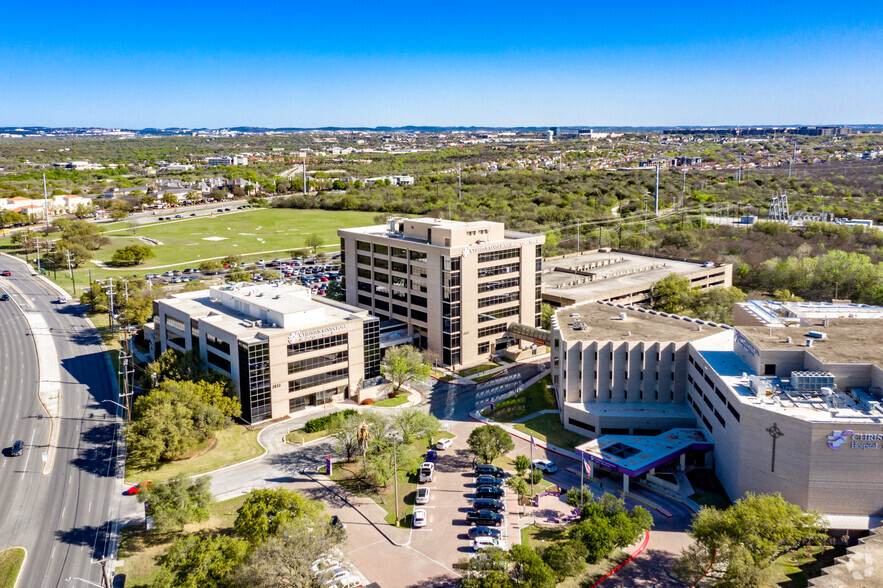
[357,421,371,469]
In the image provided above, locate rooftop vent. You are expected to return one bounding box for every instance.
[806,339,813,347]
[786,336,792,343]
[570,313,581,318]
[619,312,627,320]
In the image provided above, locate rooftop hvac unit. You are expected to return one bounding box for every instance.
[619,312,627,320]
[786,336,792,343]
[806,339,813,347]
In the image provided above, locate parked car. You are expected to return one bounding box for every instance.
[467,526,503,540]
[474,464,505,478]
[473,536,507,551]
[472,498,505,512]
[424,450,437,463]
[475,475,503,487]
[126,481,152,495]
[435,439,454,450]
[466,510,503,527]
[412,509,427,528]
[10,440,23,457]
[1,270,11,276]
[418,462,434,483]
[0,294,8,301]
[532,459,558,473]
[415,487,431,505]
[321,568,352,585]
[56,296,67,304]
[311,556,341,576]
[475,485,505,499]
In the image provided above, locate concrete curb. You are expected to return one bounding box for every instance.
[588,529,651,588]
[10,546,27,588]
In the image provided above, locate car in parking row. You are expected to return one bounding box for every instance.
[466,509,503,527]
[472,498,505,513]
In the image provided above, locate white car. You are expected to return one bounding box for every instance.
[532,459,558,473]
[328,575,362,588]
[412,509,427,528]
[418,462,434,483]
[415,487,430,504]
[436,438,454,450]
[56,296,67,304]
[473,536,508,551]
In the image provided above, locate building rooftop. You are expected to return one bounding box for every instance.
[162,282,368,338]
[575,428,713,477]
[555,300,729,343]
[543,250,720,302]
[737,300,883,326]
[698,347,883,425]
[739,318,883,366]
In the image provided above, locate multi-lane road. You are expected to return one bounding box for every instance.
[0,255,120,587]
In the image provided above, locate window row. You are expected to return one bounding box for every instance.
[288,350,348,374]
[287,333,348,356]
[478,277,520,293]
[478,305,520,323]
[477,262,520,279]
[478,323,509,338]
[289,368,348,392]
[478,291,519,308]
[477,248,520,263]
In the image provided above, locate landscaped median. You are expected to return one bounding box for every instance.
[125,424,262,484]
[0,547,25,588]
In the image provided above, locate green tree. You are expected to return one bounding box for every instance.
[392,407,441,444]
[118,290,154,327]
[325,279,344,301]
[674,492,826,588]
[328,411,362,460]
[163,193,179,206]
[650,273,692,314]
[234,488,325,545]
[467,424,515,464]
[152,533,249,588]
[199,260,222,273]
[48,241,93,268]
[381,345,431,393]
[233,515,345,588]
[514,455,530,477]
[138,473,213,532]
[541,538,587,581]
[365,438,421,487]
[540,303,554,330]
[110,243,155,266]
[304,233,324,254]
[510,544,556,588]
[506,475,529,499]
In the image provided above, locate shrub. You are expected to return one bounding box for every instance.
[361,398,374,405]
[303,409,357,433]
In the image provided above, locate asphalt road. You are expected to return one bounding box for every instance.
[0,256,120,587]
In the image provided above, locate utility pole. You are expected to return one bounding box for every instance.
[738,154,743,182]
[35,236,42,273]
[119,328,134,423]
[654,164,659,215]
[393,436,399,524]
[681,165,686,209]
[42,173,50,231]
[66,250,77,294]
[458,163,462,201]
[788,141,796,178]
[102,280,117,336]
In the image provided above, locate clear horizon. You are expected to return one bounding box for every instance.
[2,1,881,128]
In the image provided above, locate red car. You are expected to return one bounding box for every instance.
[126,481,152,495]
[1,271,10,276]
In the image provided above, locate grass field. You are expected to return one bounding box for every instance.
[2,208,379,295]
[125,424,263,483]
[372,392,411,407]
[285,428,331,444]
[118,494,249,587]
[0,548,25,588]
[513,413,590,451]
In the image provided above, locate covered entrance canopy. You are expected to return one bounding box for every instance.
[575,428,713,492]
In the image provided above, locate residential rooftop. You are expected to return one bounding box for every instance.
[555,300,729,343]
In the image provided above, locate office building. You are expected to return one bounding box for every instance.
[339,217,545,368]
[148,283,380,424]
[552,300,883,520]
[542,250,732,307]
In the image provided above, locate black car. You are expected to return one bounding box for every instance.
[10,440,23,457]
[473,498,505,512]
[468,526,503,539]
[466,509,503,527]
[476,475,503,487]
[0,294,8,301]
[474,464,505,478]
[475,485,505,499]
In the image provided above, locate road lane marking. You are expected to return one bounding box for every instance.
[20,428,36,480]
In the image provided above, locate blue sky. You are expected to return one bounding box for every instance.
[1,1,881,127]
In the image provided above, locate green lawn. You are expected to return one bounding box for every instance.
[481,376,554,422]
[2,208,379,295]
[126,424,263,483]
[770,544,844,587]
[513,413,590,451]
[118,494,249,587]
[0,548,25,588]
[458,362,501,377]
[372,392,411,407]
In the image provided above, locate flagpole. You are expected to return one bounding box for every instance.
[529,437,534,498]
[580,457,584,510]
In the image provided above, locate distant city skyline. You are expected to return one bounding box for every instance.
[2,1,881,128]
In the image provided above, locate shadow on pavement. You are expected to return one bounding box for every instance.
[55,522,115,561]
[69,422,119,478]
[604,547,686,587]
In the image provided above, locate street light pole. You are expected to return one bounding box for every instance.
[393,436,399,524]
